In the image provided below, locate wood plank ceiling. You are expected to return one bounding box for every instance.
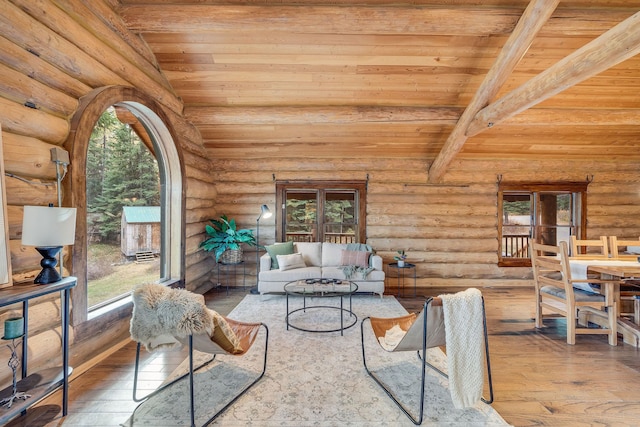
[118,0,640,180]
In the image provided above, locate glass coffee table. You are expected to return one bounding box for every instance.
[284,279,358,335]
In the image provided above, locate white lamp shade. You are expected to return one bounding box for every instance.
[22,206,77,247]
[260,204,273,219]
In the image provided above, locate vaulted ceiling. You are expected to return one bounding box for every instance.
[118,1,640,181]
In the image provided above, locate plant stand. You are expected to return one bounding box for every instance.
[215,261,246,295]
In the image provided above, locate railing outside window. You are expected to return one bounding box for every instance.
[502,234,530,258]
[286,232,355,243]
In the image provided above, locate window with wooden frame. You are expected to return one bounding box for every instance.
[68,87,183,324]
[275,180,367,243]
[498,181,588,267]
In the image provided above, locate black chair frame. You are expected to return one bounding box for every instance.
[361,297,493,425]
[132,323,269,427]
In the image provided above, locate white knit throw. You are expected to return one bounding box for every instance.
[439,288,485,409]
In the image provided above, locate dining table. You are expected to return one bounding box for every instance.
[569,258,640,347]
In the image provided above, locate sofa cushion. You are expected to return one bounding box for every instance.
[265,241,294,269]
[340,250,371,268]
[277,253,307,271]
[211,311,242,354]
[322,243,348,267]
[294,242,323,267]
[260,266,322,282]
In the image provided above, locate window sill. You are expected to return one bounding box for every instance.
[88,294,132,321]
[87,278,182,321]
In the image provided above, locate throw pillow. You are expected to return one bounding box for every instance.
[277,253,307,271]
[340,249,371,268]
[211,311,243,354]
[265,241,294,269]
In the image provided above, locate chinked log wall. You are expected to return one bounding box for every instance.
[0,0,216,386]
[211,157,640,290]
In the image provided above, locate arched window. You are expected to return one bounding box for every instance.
[67,87,183,323]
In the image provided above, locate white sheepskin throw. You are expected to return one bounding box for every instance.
[130,283,214,351]
[377,324,407,351]
[439,287,485,409]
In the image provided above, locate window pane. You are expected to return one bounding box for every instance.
[324,191,356,243]
[502,193,531,258]
[277,181,366,243]
[285,191,317,242]
[86,107,161,309]
[538,193,572,247]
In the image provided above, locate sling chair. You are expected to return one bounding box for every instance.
[360,288,493,425]
[129,283,268,427]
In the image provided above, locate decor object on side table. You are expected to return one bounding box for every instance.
[200,215,257,264]
[394,250,407,267]
[1,318,30,409]
[21,205,77,284]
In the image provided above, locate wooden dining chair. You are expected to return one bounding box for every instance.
[608,236,640,322]
[569,235,609,259]
[531,240,617,345]
[609,236,640,260]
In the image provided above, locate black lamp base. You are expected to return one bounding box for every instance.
[34,246,63,284]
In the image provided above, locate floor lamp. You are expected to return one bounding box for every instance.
[251,204,272,294]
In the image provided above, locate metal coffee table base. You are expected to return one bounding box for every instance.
[286,296,357,336]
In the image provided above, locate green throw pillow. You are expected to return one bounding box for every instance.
[265,241,294,269]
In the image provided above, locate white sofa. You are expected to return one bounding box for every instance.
[258,242,385,297]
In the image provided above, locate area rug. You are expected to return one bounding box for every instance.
[123,294,510,426]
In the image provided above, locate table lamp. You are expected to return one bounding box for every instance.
[21,205,77,284]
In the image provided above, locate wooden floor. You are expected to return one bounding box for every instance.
[5,286,640,426]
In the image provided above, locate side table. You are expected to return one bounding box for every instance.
[387,262,417,297]
[0,277,76,424]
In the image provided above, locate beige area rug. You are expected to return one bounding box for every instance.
[123,294,510,426]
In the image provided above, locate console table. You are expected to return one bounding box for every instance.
[0,277,76,424]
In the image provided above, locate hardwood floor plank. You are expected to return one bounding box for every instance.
[4,286,640,426]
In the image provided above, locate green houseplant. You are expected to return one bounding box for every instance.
[394,250,407,267]
[200,215,256,264]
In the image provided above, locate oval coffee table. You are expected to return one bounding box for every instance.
[284,279,358,335]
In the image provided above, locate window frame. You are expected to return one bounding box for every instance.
[275,180,367,243]
[498,181,588,267]
[67,87,184,325]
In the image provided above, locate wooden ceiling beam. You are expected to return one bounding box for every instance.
[120,5,520,35]
[465,11,640,138]
[119,5,627,37]
[427,0,559,183]
[185,106,462,125]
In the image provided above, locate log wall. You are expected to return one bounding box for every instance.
[210,157,640,290]
[0,0,216,386]
[1,0,639,393]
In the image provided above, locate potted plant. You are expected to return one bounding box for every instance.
[394,250,407,267]
[200,215,256,264]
